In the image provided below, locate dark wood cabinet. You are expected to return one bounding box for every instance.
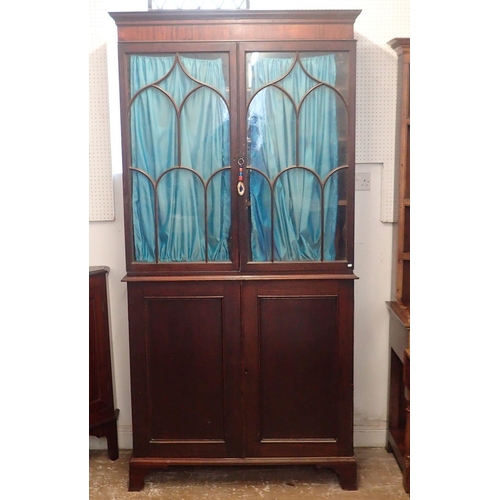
[89,266,119,460]
[125,279,242,461]
[110,9,360,491]
[386,37,410,494]
[241,279,355,463]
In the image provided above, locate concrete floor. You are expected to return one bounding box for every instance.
[89,448,409,499]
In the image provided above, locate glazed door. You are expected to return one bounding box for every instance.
[119,42,239,275]
[127,280,243,458]
[241,279,355,457]
[238,42,356,274]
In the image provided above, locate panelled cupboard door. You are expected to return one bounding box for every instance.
[126,280,243,458]
[241,279,355,458]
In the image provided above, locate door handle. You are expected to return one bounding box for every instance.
[237,156,245,196]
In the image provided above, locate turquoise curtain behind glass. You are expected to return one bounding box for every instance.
[247,54,340,262]
[129,55,230,262]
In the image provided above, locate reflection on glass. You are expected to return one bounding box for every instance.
[129,53,231,263]
[246,51,348,262]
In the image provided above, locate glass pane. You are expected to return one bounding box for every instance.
[129,53,231,263]
[157,169,205,262]
[246,51,349,262]
[273,169,322,261]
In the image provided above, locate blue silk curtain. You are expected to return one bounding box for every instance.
[247,54,340,261]
[129,55,231,262]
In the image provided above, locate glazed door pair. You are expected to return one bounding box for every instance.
[120,41,354,275]
[128,278,353,459]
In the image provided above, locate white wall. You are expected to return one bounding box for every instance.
[89,0,410,449]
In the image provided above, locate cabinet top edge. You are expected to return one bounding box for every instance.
[89,266,110,276]
[388,37,410,51]
[109,9,362,25]
[122,273,358,283]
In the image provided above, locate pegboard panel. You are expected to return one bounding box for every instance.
[352,1,409,222]
[89,0,115,221]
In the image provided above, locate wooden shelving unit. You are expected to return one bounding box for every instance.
[386,37,410,494]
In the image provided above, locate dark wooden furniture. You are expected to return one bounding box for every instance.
[386,37,410,494]
[403,348,410,491]
[89,266,119,460]
[109,9,360,491]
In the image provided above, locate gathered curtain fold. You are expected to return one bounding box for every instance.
[247,54,340,262]
[129,55,231,262]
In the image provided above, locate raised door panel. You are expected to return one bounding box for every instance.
[127,280,242,458]
[241,279,354,458]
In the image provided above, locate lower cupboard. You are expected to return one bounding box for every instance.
[124,276,356,490]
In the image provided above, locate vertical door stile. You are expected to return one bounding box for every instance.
[228,43,240,268]
[237,41,249,270]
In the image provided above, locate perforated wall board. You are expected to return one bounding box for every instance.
[89,0,115,221]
